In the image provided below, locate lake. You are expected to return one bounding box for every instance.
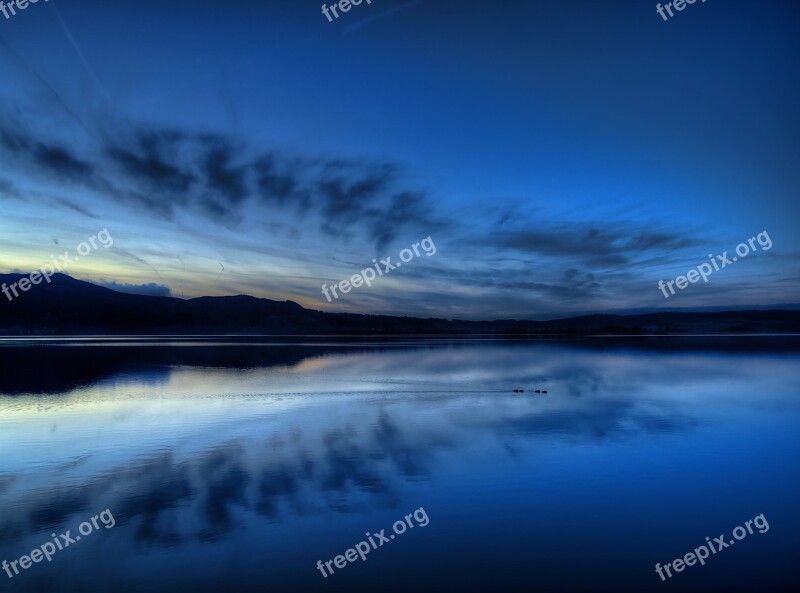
[1,337,798,592]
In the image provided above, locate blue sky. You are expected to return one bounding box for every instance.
[1,0,798,319]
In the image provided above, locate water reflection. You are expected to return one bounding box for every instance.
[0,338,798,592]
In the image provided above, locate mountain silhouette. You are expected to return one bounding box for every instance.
[1,273,799,335]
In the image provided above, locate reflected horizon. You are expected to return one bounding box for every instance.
[1,339,799,591]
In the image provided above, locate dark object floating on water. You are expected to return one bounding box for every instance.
[534,390,541,393]
[513,389,524,393]
[542,390,548,394]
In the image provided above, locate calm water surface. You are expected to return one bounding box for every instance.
[1,337,798,592]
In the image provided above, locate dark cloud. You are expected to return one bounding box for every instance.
[94,280,172,297]
[0,120,175,218]
[315,163,440,248]
[494,225,701,267]
[0,126,92,179]
[34,145,93,178]
[106,132,195,195]
[254,155,304,205]
[0,177,22,200]
[365,191,431,250]
[203,142,248,209]
[0,126,32,152]
[0,115,440,249]
[318,162,395,221]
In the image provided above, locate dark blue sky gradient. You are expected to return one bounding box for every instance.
[1,0,798,318]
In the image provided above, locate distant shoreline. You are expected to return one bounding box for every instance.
[2,274,800,336]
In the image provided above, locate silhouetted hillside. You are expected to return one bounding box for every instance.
[1,273,799,335]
